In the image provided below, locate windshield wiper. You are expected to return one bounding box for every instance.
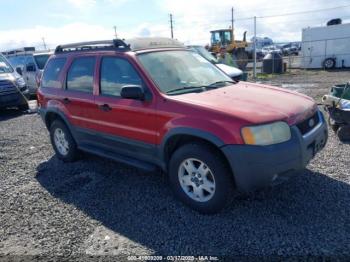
[166,86,206,94]
[207,80,236,87]
[166,81,236,95]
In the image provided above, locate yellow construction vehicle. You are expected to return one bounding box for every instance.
[209,28,249,69]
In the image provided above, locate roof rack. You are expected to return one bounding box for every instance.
[54,39,130,54]
[2,47,36,56]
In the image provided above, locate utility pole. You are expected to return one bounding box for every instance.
[42,37,47,50]
[169,14,174,39]
[231,7,234,42]
[113,26,117,39]
[253,16,257,79]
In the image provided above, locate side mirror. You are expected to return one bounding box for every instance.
[120,85,145,100]
[26,63,36,72]
[16,67,23,75]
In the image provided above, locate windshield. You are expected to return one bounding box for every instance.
[192,46,218,64]
[138,50,232,95]
[0,56,14,74]
[34,54,50,70]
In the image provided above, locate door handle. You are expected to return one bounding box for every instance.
[98,104,112,112]
[62,98,70,104]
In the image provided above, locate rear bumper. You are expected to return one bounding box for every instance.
[222,111,328,192]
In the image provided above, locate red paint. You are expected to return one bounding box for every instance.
[37,50,317,146]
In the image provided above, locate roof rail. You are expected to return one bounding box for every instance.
[2,47,36,56]
[54,39,131,54]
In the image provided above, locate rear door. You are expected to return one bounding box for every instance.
[62,56,97,130]
[90,55,158,161]
[24,55,38,90]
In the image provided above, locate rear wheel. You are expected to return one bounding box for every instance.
[337,125,350,142]
[168,143,233,214]
[328,116,340,133]
[233,48,248,70]
[323,58,336,69]
[50,120,79,162]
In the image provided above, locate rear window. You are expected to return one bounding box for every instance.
[66,57,95,93]
[42,58,66,88]
[0,55,13,73]
[34,54,50,70]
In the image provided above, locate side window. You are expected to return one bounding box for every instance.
[67,57,95,93]
[42,58,66,88]
[100,57,142,97]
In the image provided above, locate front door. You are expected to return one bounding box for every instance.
[91,55,157,161]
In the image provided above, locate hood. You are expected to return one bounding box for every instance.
[216,63,243,77]
[170,82,317,125]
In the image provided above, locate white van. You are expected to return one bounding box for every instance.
[301,22,350,69]
[2,48,52,96]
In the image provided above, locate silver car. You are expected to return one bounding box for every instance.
[0,54,29,110]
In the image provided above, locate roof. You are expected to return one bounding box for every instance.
[54,37,185,54]
[125,37,184,51]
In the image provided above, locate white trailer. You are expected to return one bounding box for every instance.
[301,23,350,69]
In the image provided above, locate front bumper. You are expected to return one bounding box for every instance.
[222,111,328,192]
[0,86,29,108]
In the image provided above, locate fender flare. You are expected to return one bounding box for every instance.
[159,127,225,161]
[41,108,77,139]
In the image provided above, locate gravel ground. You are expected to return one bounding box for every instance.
[0,71,350,259]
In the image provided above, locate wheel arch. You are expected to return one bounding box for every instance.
[44,109,69,129]
[160,128,232,178]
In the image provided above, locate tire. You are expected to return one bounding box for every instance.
[233,48,249,70]
[323,58,336,69]
[18,103,29,111]
[49,120,79,162]
[327,116,340,133]
[337,125,350,142]
[168,143,233,214]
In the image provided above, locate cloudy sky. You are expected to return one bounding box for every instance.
[0,0,350,50]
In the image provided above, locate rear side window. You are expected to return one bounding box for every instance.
[42,58,66,88]
[100,57,142,97]
[67,57,95,93]
[34,54,50,70]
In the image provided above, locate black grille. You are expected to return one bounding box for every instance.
[297,112,320,135]
[0,80,17,94]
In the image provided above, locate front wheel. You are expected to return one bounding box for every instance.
[168,143,234,214]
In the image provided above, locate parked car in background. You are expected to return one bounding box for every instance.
[0,54,29,110]
[188,45,243,81]
[281,43,299,56]
[38,38,328,214]
[261,45,282,56]
[2,47,52,96]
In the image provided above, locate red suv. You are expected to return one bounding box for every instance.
[37,38,328,213]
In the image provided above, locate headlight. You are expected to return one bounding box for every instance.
[241,121,291,146]
[15,77,26,87]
